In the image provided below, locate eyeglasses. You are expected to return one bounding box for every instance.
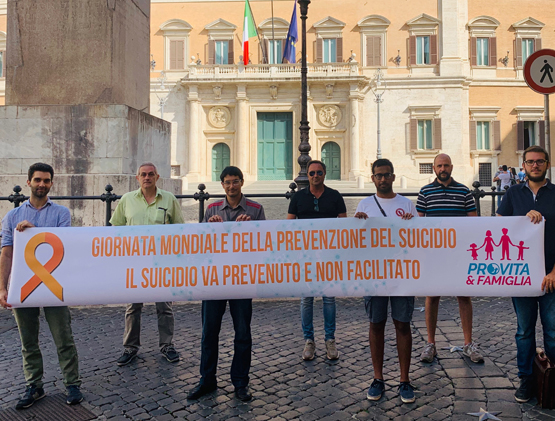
[309,170,324,176]
[139,172,156,178]
[524,159,547,167]
[373,173,394,180]
[314,198,319,212]
[222,179,242,186]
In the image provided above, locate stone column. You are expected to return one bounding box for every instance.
[439,0,469,77]
[236,85,249,175]
[349,83,361,179]
[187,85,200,181]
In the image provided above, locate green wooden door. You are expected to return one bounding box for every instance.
[212,143,230,181]
[321,142,341,180]
[257,112,293,180]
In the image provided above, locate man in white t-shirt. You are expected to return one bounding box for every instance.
[493,165,511,205]
[354,158,417,404]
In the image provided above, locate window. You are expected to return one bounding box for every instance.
[419,163,433,174]
[517,119,545,150]
[476,121,490,150]
[479,163,492,187]
[215,41,229,64]
[323,39,337,63]
[417,120,433,149]
[416,36,430,65]
[268,40,283,64]
[160,19,192,70]
[524,121,536,148]
[522,39,534,64]
[357,15,390,68]
[169,40,185,70]
[476,38,489,66]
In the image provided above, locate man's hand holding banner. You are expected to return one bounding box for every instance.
[7,216,545,307]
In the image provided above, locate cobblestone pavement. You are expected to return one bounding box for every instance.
[1,297,554,420]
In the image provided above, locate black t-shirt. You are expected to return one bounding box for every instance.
[288,185,347,219]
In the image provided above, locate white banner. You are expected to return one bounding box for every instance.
[7,216,545,307]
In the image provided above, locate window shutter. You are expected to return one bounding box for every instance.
[316,38,323,63]
[228,40,234,64]
[489,37,497,67]
[470,37,477,66]
[539,120,546,149]
[260,39,269,63]
[515,39,523,67]
[535,38,542,51]
[177,40,185,69]
[410,119,418,150]
[374,36,382,66]
[430,35,438,65]
[366,36,373,66]
[433,118,442,149]
[336,37,343,62]
[366,36,381,66]
[469,121,477,150]
[170,40,178,70]
[1,51,5,78]
[493,120,501,150]
[409,36,416,66]
[208,40,215,64]
[517,120,524,150]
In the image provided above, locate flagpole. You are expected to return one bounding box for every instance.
[247,0,267,64]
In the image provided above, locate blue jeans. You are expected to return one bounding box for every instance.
[200,299,252,388]
[301,297,336,341]
[512,292,555,377]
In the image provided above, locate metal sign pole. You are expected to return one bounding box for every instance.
[546,93,551,179]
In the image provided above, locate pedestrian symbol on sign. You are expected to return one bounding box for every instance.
[540,60,554,84]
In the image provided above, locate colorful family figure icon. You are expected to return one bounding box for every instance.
[467,228,528,261]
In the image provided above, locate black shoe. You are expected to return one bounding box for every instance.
[116,348,137,366]
[187,382,217,400]
[235,386,252,402]
[15,385,45,410]
[515,376,534,403]
[161,345,180,363]
[66,385,83,405]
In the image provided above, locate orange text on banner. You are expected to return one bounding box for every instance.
[21,232,65,303]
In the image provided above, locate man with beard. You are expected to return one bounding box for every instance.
[416,154,484,364]
[0,163,83,408]
[354,159,417,404]
[111,162,184,366]
[497,145,555,403]
[287,160,346,361]
[187,166,265,402]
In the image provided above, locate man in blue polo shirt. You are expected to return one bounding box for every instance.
[416,154,484,364]
[497,145,555,403]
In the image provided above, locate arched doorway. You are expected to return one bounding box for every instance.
[212,143,230,181]
[321,142,341,180]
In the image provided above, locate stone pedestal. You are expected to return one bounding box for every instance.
[0,104,181,226]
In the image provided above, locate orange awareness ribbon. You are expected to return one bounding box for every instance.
[21,232,64,303]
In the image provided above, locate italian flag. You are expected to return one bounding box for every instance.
[242,0,257,65]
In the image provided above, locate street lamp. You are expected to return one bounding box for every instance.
[294,0,311,189]
[154,70,171,120]
[371,68,387,159]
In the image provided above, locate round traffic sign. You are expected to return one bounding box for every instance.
[524,49,555,94]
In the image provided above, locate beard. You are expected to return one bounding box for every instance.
[376,184,393,195]
[526,169,547,183]
[31,186,49,198]
[436,171,451,181]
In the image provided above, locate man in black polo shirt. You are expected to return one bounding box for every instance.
[287,160,346,361]
[497,146,555,403]
[416,154,484,364]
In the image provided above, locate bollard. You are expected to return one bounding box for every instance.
[194,184,210,223]
[100,185,118,226]
[285,182,298,200]
[357,176,364,189]
[9,185,27,208]
[490,186,497,216]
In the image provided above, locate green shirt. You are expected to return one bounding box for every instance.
[110,187,184,226]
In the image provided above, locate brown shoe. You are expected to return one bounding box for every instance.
[325,339,339,360]
[302,339,316,361]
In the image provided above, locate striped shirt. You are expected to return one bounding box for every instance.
[1,199,71,247]
[416,179,476,217]
[203,194,265,222]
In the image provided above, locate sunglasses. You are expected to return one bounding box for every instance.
[309,170,324,176]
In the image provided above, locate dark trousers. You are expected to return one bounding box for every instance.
[200,299,252,388]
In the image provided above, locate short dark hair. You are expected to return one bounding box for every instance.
[523,145,550,163]
[502,165,507,171]
[28,163,54,181]
[220,166,243,182]
[372,158,394,174]
[307,160,326,173]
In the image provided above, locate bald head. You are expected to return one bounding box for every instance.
[433,153,453,184]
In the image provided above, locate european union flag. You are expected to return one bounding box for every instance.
[282,1,298,63]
